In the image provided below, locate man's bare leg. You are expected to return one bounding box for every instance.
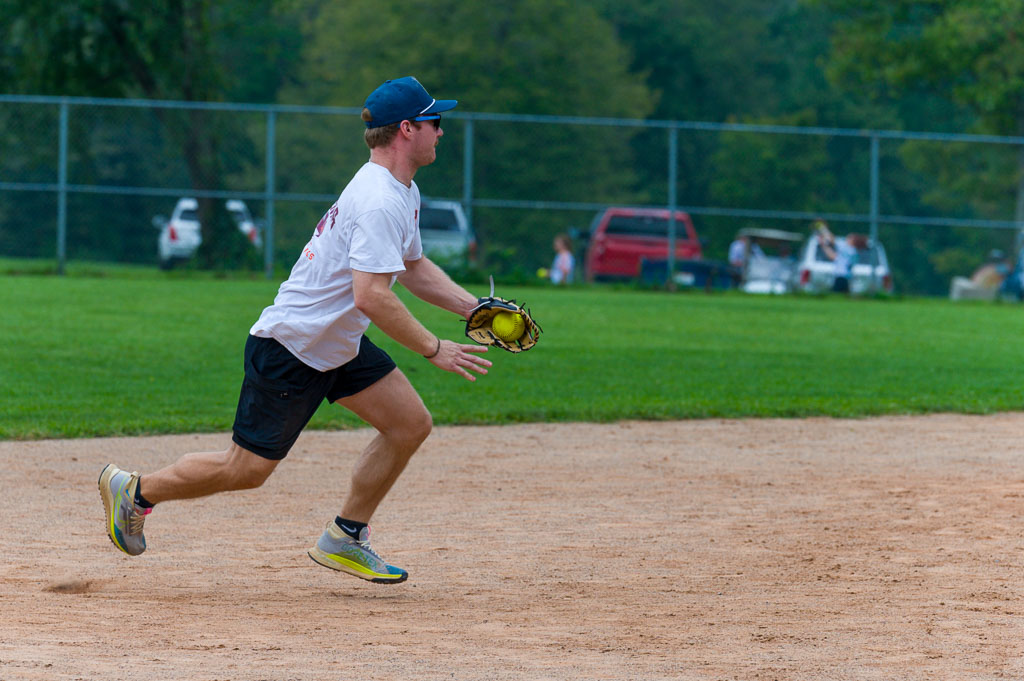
[138,443,280,505]
[334,368,433,522]
[307,368,429,583]
[100,443,278,556]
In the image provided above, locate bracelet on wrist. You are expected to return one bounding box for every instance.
[423,337,441,359]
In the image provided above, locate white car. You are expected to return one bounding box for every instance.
[793,234,893,294]
[153,198,261,269]
[419,198,476,265]
[227,199,262,249]
[743,252,798,294]
[733,228,804,295]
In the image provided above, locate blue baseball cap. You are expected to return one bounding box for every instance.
[363,76,457,129]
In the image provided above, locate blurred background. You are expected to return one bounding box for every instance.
[2,0,1023,297]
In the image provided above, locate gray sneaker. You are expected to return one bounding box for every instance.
[308,522,408,584]
[98,464,151,556]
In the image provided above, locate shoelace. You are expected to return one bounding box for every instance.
[356,538,384,562]
[125,503,151,535]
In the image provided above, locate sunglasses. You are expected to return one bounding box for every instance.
[412,115,441,130]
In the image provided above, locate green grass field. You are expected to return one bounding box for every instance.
[3,265,1024,439]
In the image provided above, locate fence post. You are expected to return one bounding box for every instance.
[869,134,880,292]
[264,109,276,279]
[57,99,69,275]
[667,125,678,288]
[462,117,474,237]
[1014,142,1024,259]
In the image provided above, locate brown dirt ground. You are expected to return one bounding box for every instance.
[2,414,1024,680]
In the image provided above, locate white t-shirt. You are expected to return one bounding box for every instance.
[250,162,423,371]
[549,251,574,284]
[833,239,857,278]
[728,239,746,267]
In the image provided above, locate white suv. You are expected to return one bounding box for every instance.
[153,198,261,269]
[419,199,476,265]
[793,234,893,294]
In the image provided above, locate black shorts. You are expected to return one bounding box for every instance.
[232,335,396,460]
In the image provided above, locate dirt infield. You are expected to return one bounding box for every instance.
[2,414,1023,680]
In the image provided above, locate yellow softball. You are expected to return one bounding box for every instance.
[492,312,525,342]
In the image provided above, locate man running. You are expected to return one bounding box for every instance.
[100,77,491,584]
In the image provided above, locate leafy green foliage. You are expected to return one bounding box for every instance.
[0,0,301,103]
[0,0,303,268]
[815,0,1024,133]
[2,0,1023,294]
[282,0,656,269]
[808,0,1024,293]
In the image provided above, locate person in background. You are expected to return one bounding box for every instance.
[728,232,765,286]
[815,220,865,294]
[970,249,1010,287]
[950,249,1011,300]
[728,234,750,270]
[549,233,575,284]
[728,233,765,268]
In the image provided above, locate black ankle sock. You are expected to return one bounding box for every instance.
[335,517,366,540]
[134,483,154,509]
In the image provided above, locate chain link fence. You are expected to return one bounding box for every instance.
[2,94,1023,294]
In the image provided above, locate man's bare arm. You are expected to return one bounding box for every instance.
[397,256,477,319]
[352,269,490,381]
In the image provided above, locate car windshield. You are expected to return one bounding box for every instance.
[853,248,885,265]
[179,209,199,221]
[605,215,686,238]
[746,256,794,280]
[420,207,461,232]
[813,242,883,264]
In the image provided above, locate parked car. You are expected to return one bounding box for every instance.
[419,198,476,265]
[154,198,201,269]
[584,207,703,282]
[733,227,803,294]
[793,234,893,294]
[153,198,261,269]
[227,199,262,248]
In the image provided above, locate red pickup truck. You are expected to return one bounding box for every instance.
[584,207,703,282]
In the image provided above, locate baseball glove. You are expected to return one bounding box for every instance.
[465,277,542,353]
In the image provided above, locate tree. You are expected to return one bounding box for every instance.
[591,1,870,253]
[284,0,656,272]
[592,0,1015,292]
[813,0,1024,267]
[0,0,302,267]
